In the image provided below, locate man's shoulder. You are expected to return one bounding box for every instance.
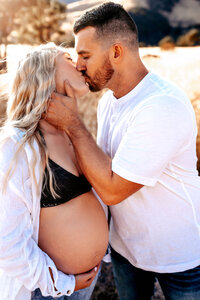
[147,73,189,101]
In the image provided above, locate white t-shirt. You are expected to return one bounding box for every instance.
[97,72,200,273]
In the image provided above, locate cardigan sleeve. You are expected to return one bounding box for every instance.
[0,138,75,297]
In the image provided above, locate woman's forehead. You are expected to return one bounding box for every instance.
[57,48,77,62]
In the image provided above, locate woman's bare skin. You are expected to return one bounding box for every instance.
[38,52,109,280]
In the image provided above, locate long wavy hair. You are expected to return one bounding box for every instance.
[0,42,64,197]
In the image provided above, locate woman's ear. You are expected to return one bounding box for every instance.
[109,43,123,64]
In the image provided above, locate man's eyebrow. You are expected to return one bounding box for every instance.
[77,50,90,55]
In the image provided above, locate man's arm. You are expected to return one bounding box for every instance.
[44,83,143,205]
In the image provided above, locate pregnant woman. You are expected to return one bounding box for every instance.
[0,43,108,300]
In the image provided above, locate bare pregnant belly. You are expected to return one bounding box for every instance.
[38,190,109,274]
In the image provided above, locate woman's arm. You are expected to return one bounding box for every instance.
[0,139,75,297]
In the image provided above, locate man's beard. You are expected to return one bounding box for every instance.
[83,56,114,92]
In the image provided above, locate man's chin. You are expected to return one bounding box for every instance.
[88,84,101,92]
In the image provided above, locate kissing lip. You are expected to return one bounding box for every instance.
[81,71,89,80]
[84,75,90,83]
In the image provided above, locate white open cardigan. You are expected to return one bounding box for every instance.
[0,129,75,300]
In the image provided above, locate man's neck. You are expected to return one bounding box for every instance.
[109,54,149,99]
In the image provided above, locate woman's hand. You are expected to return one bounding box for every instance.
[74,262,101,291]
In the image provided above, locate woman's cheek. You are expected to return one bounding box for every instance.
[75,84,89,97]
[66,75,89,97]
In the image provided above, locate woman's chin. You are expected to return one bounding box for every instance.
[75,86,90,98]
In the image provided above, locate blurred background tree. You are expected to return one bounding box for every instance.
[0,0,34,68]
[13,0,67,44]
[0,0,67,71]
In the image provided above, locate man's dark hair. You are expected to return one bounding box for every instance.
[73,2,138,48]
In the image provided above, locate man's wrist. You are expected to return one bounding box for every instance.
[63,116,86,140]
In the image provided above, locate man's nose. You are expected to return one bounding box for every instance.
[76,58,86,72]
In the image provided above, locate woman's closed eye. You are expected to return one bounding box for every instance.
[64,53,73,61]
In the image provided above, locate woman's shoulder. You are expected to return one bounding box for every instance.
[0,136,18,160]
[0,130,28,172]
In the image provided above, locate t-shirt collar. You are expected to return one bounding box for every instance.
[111,71,152,104]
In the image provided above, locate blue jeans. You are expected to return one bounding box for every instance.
[111,247,200,300]
[31,269,99,300]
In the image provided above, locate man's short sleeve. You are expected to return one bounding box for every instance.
[112,97,193,186]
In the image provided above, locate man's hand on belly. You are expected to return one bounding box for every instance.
[74,262,101,291]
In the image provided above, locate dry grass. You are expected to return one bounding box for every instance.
[140,47,200,100]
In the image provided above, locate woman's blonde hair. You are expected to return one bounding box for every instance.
[0,42,65,197]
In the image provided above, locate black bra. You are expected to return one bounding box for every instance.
[41,159,91,208]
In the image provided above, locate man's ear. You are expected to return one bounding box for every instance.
[109,43,123,64]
